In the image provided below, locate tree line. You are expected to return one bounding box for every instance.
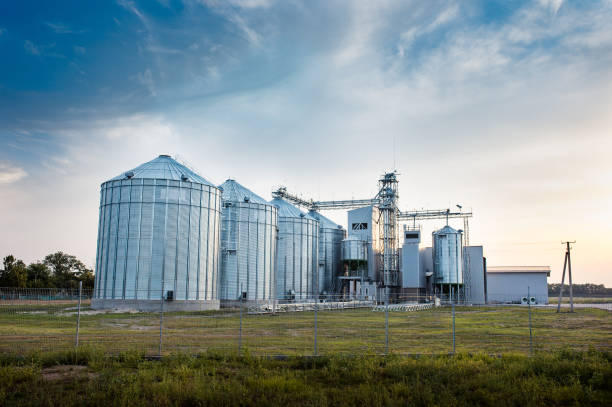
[1,252,94,289]
[548,283,611,297]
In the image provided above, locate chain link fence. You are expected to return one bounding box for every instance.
[1,287,610,358]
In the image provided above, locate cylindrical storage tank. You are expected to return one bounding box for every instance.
[309,211,345,295]
[92,155,221,311]
[218,179,277,306]
[341,235,368,261]
[270,197,319,301]
[432,225,463,284]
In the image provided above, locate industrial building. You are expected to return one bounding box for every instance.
[92,155,548,310]
[486,266,550,304]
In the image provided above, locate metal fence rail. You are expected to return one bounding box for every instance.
[0,289,610,358]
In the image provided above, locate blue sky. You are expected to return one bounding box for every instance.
[1,0,611,285]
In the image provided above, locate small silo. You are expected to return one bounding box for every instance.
[309,210,345,295]
[339,235,368,297]
[432,225,463,301]
[270,197,319,301]
[218,179,278,306]
[92,155,221,311]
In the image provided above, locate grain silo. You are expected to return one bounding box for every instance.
[218,179,277,306]
[270,196,319,301]
[308,210,345,296]
[432,225,463,302]
[92,155,221,311]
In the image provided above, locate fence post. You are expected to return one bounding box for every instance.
[385,294,389,355]
[452,302,456,354]
[159,291,164,358]
[314,298,318,356]
[528,286,533,356]
[75,281,82,349]
[239,297,243,355]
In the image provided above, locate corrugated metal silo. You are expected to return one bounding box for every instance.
[218,179,278,305]
[432,225,463,301]
[92,155,221,311]
[270,197,319,301]
[341,235,368,261]
[309,210,344,294]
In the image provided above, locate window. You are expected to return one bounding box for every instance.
[405,233,419,239]
[352,222,368,230]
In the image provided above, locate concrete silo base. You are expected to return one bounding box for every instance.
[91,298,220,312]
[220,299,276,309]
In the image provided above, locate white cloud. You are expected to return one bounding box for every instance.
[24,40,40,55]
[0,163,27,185]
[45,22,82,34]
[136,68,156,96]
[539,0,564,15]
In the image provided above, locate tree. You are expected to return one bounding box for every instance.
[1,255,27,288]
[43,252,94,289]
[26,262,52,288]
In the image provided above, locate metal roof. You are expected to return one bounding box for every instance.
[487,266,551,276]
[108,155,215,186]
[433,225,461,235]
[308,210,343,230]
[219,179,269,204]
[270,197,316,220]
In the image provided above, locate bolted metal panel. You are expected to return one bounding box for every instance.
[271,198,319,301]
[93,156,221,307]
[432,225,463,285]
[341,236,368,261]
[309,211,345,294]
[218,179,278,302]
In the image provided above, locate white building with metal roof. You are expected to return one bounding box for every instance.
[486,266,550,304]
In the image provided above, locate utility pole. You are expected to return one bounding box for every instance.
[556,241,575,313]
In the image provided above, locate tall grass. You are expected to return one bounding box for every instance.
[0,349,610,406]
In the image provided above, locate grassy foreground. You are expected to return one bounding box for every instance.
[0,349,610,406]
[1,305,611,356]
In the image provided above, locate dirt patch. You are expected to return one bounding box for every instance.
[41,365,97,382]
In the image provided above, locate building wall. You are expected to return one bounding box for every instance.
[347,206,380,281]
[401,230,423,289]
[486,272,549,304]
[463,246,485,304]
[419,247,433,294]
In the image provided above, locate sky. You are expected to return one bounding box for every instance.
[0,0,611,285]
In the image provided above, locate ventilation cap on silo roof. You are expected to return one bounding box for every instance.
[181,174,188,181]
[159,154,171,158]
[244,196,250,203]
[125,171,134,179]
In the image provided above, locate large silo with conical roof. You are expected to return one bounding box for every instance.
[309,210,345,295]
[218,179,277,305]
[92,155,221,311]
[270,197,319,301]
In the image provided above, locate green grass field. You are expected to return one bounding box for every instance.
[0,349,610,406]
[0,303,610,357]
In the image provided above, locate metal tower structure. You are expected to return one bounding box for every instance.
[376,172,399,287]
[272,172,473,298]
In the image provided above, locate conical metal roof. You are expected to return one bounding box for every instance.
[108,155,215,186]
[308,210,342,230]
[219,179,269,204]
[270,197,317,220]
[433,225,461,235]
